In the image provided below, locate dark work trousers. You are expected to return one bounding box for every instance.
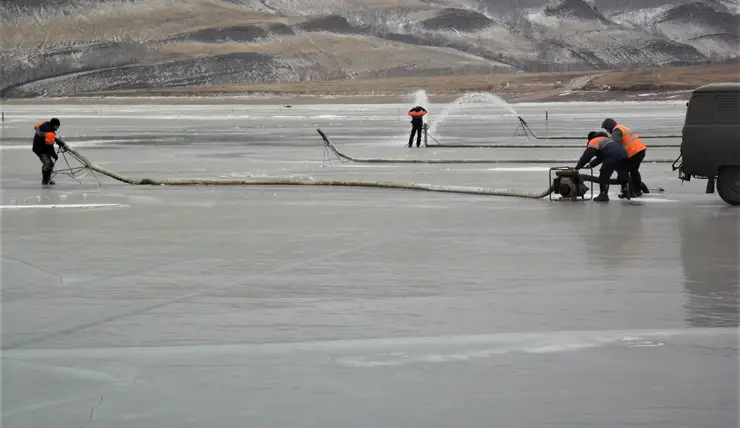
[35,151,55,183]
[598,161,629,194]
[408,123,423,147]
[623,149,646,193]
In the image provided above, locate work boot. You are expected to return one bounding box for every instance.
[41,171,53,185]
[594,193,609,202]
[619,185,631,200]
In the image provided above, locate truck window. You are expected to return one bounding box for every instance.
[687,92,740,125]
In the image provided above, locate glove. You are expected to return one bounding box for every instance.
[57,140,68,151]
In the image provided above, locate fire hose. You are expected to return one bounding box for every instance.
[319,129,676,164]
[61,146,557,199]
[424,116,681,148]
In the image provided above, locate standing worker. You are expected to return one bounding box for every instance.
[32,118,67,186]
[408,105,427,148]
[601,118,647,197]
[575,131,632,202]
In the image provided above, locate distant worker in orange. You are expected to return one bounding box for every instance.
[32,118,67,186]
[602,118,648,197]
[408,105,427,148]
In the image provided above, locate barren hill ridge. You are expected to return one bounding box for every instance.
[0,0,738,97]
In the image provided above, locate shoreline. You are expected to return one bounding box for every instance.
[0,90,693,106]
[4,61,737,105]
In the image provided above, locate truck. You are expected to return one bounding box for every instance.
[674,82,740,206]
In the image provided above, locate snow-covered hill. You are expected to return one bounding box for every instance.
[0,0,737,96]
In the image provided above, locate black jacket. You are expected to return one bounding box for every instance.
[33,121,59,155]
[575,136,628,170]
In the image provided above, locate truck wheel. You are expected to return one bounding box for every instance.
[717,166,740,206]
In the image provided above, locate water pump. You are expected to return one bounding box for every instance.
[549,167,592,201]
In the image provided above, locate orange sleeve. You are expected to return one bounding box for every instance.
[45,132,56,143]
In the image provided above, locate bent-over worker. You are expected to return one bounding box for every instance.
[575,131,631,202]
[32,118,67,186]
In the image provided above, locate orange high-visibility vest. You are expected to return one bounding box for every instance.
[614,124,646,157]
[409,110,427,118]
[587,136,609,149]
[35,121,56,144]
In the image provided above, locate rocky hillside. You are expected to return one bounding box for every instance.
[0,0,737,97]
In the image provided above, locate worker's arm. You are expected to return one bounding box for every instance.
[588,157,602,168]
[575,147,598,170]
[610,128,624,144]
[34,123,58,144]
[34,123,48,138]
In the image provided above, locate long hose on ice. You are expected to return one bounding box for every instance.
[424,116,681,148]
[425,141,680,148]
[62,146,557,199]
[513,116,681,140]
[319,129,676,164]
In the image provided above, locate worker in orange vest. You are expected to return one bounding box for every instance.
[32,118,68,186]
[601,118,648,197]
[408,106,427,148]
[575,131,631,202]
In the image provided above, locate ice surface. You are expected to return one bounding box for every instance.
[1,100,737,428]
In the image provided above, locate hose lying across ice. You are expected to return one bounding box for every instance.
[318,129,676,164]
[62,146,557,199]
[423,117,681,147]
[517,118,681,141]
[425,142,681,148]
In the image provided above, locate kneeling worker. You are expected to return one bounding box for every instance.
[32,118,68,185]
[408,106,427,148]
[575,131,631,202]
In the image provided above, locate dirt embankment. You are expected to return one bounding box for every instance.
[40,62,738,103]
[582,60,740,92]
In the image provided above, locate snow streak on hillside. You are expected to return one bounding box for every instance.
[0,0,737,96]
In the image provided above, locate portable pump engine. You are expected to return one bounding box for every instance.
[549,167,592,201]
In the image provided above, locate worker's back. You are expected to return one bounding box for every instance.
[589,135,627,161]
[409,106,427,123]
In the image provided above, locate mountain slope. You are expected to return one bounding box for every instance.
[0,0,737,97]
[612,1,740,58]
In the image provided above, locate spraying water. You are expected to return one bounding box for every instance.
[427,92,520,133]
[373,89,433,147]
[413,89,430,109]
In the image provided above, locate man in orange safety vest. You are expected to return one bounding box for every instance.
[408,106,427,148]
[601,118,648,197]
[32,117,68,186]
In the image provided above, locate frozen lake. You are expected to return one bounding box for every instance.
[1,100,737,428]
